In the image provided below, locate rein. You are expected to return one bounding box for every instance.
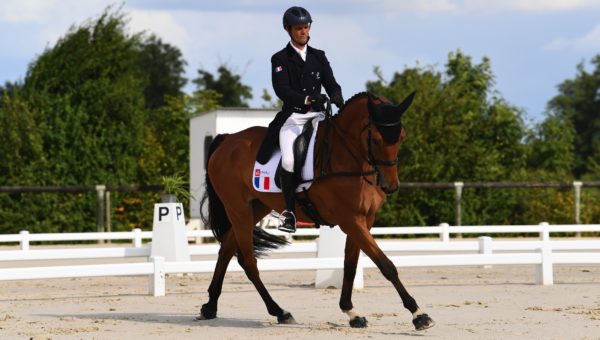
[304,97,399,187]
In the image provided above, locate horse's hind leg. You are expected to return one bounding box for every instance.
[198,231,237,320]
[341,222,435,330]
[339,237,368,328]
[231,211,296,324]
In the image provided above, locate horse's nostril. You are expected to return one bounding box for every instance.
[382,186,397,195]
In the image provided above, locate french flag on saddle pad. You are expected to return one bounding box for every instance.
[254,169,270,190]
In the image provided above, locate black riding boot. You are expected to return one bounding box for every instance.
[278,169,297,233]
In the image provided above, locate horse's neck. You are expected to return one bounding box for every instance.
[318,99,369,173]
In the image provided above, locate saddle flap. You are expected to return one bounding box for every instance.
[292,119,315,180]
[252,116,323,194]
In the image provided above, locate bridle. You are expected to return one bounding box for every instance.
[366,116,402,168]
[314,97,402,187]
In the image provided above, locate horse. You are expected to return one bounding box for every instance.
[198,92,435,330]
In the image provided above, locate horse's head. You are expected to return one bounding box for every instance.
[366,91,415,194]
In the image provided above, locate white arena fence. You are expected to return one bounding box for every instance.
[1,223,599,296]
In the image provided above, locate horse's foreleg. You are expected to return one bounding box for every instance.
[339,237,368,328]
[233,222,296,324]
[197,231,237,320]
[342,224,435,330]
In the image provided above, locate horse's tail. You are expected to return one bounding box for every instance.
[200,134,231,242]
[200,133,288,257]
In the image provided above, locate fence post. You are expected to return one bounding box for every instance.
[439,223,450,242]
[149,256,166,296]
[573,181,582,237]
[454,182,463,227]
[133,228,142,248]
[539,222,550,241]
[536,222,553,285]
[96,185,106,243]
[536,243,553,285]
[105,190,111,235]
[315,226,361,288]
[478,236,492,269]
[20,230,30,251]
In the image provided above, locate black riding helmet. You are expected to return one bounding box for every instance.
[282,6,312,29]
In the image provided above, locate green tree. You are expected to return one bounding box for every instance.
[0,90,45,185]
[193,65,252,107]
[526,114,575,179]
[261,88,282,109]
[138,35,187,109]
[368,51,529,226]
[13,8,148,232]
[547,55,600,179]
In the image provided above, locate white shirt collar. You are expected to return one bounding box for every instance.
[290,42,307,61]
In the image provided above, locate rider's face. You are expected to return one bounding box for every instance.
[289,24,310,46]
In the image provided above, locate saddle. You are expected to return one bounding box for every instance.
[257,110,288,165]
[274,118,314,187]
[253,116,333,227]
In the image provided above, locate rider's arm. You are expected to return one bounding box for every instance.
[318,51,343,99]
[271,54,307,111]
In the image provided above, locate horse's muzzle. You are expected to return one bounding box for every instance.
[382,186,398,195]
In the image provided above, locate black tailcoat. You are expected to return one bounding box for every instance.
[258,43,342,164]
[271,43,342,115]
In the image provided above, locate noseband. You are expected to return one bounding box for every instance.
[366,116,402,168]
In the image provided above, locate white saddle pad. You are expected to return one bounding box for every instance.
[252,117,323,193]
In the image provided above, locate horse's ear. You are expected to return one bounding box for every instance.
[396,91,416,116]
[367,94,381,117]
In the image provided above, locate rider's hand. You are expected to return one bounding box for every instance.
[331,93,344,108]
[308,94,326,111]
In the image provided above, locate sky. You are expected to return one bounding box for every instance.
[1,0,600,124]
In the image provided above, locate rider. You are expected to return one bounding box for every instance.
[271,6,344,233]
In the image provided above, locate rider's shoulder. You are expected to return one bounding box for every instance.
[307,45,328,59]
[272,45,291,63]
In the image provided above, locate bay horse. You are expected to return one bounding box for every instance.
[198,92,435,330]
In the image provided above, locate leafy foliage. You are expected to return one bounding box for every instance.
[193,65,253,107]
[547,56,600,179]
[1,7,599,234]
[138,35,187,109]
[367,51,531,226]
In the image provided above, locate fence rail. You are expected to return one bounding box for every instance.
[3,222,600,250]
[1,223,599,295]
[2,181,600,231]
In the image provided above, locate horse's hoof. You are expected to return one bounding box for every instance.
[349,316,368,328]
[197,304,217,320]
[277,311,297,324]
[412,313,435,330]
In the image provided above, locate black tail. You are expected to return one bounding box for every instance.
[200,134,231,242]
[200,134,288,257]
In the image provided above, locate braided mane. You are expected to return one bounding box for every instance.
[336,92,371,115]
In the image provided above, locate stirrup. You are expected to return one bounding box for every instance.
[277,210,296,233]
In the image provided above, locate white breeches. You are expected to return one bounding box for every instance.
[279,111,324,172]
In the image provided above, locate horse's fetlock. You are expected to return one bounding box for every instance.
[340,301,354,311]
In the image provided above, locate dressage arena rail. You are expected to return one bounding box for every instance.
[1,223,599,295]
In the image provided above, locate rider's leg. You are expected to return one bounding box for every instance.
[278,117,301,233]
[278,169,296,232]
[278,111,323,233]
